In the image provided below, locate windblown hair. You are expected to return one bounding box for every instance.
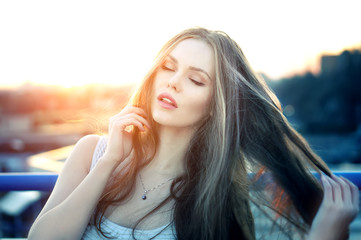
[93,28,331,239]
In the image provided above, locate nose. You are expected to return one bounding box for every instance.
[167,72,181,92]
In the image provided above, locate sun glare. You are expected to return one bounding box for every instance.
[0,0,360,88]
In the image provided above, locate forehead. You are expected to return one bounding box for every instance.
[168,38,215,79]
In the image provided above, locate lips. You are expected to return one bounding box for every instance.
[157,92,178,109]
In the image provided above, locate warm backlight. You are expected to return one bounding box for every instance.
[0,0,360,89]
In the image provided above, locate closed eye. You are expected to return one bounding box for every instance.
[161,60,175,72]
[190,79,205,86]
[161,65,174,71]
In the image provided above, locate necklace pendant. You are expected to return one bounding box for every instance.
[141,194,147,200]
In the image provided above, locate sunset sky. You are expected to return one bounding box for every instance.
[0,0,360,88]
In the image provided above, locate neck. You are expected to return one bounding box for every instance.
[144,125,196,177]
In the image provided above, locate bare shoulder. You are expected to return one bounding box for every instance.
[77,134,101,144]
[55,133,103,188]
[73,134,101,151]
[67,134,102,171]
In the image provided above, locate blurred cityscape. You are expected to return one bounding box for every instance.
[0,46,361,238]
[267,47,361,165]
[0,84,133,237]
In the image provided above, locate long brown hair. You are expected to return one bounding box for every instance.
[93,27,331,239]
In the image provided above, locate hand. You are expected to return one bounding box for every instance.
[102,106,151,166]
[308,174,359,240]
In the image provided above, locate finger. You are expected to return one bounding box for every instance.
[111,113,151,130]
[321,174,333,204]
[122,113,151,129]
[328,175,342,204]
[111,118,146,132]
[119,105,148,118]
[129,119,146,132]
[341,177,360,207]
[337,177,352,205]
[332,174,350,202]
[131,113,151,129]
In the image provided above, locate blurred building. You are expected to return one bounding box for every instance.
[321,55,338,76]
[0,114,34,134]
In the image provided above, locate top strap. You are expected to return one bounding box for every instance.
[90,136,107,171]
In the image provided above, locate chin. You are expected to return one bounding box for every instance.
[152,110,171,125]
[153,118,180,128]
[151,107,205,129]
[154,116,201,130]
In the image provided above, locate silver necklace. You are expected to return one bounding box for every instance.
[139,173,174,200]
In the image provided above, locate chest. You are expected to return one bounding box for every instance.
[104,176,174,230]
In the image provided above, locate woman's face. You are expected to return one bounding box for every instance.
[151,38,215,130]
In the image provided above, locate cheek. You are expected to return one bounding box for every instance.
[153,71,170,86]
[186,90,212,119]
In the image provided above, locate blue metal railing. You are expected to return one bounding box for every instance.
[0,171,361,191]
[0,173,58,191]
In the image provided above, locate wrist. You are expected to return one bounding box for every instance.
[307,226,350,240]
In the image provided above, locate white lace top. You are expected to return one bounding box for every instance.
[81,136,176,240]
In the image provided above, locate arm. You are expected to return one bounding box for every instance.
[28,106,150,240]
[28,135,117,239]
[307,174,359,240]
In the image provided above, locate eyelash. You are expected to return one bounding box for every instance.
[161,63,205,86]
[161,64,174,72]
[190,79,204,86]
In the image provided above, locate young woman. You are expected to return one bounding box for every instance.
[28,28,359,240]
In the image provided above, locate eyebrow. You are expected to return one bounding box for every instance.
[168,55,212,81]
